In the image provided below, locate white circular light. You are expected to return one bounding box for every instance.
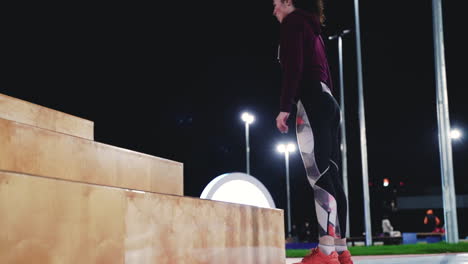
[200,172,276,209]
[277,144,286,153]
[450,129,462,139]
[287,143,296,152]
[241,112,254,124]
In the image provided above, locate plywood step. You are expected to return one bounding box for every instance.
[0,117,183,195]
[0,93,94,140]
[0,171,285,264]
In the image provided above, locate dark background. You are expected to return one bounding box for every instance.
[1,1,466,238]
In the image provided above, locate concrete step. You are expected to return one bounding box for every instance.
[0,171,286,264]
[0,93,94,140]
[0,117,183,195]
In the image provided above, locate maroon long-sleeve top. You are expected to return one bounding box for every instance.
[278,9,333,112]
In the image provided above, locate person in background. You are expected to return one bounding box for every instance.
[382,215,394,237]
[423,209,441,232]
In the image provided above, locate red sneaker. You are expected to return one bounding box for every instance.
[294,247,340,264]
[338,250,354,264]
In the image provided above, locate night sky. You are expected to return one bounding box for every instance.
[2,1,466,237]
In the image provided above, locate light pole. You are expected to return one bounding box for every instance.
[354,0,372,246]
[277,142,296,237]
[432,0,459,243]
[329,29,351,238]
[241,112,254,175]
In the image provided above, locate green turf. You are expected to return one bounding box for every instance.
[286,242,468,258]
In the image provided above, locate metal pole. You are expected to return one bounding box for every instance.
[245,122,250,175]
[285,151,292,236]
[432,0,459,243]
[338,35,351,239]
[330,30,351,239]
[354,0,372,246]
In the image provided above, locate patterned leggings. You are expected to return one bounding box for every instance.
[295,81,348,239]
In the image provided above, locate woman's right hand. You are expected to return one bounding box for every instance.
[276,112,290,133]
